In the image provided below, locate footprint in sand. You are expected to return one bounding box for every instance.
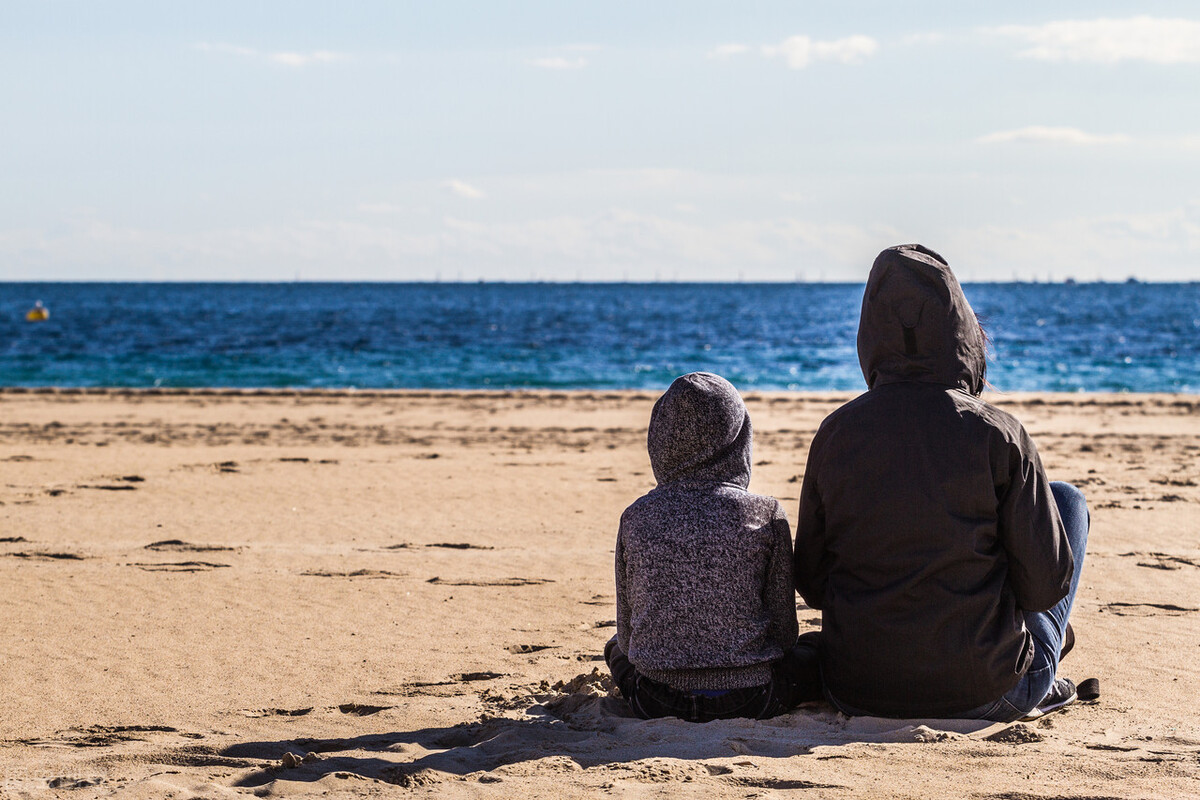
[134,750,261,769]
[373,682,463,698]
[426,577,552,587]
[338,703,393,716]
[394,672,503,692]
[47,778,102,789]
[1151,477,1197,487]
[241,707,313,718]
[381,542,495,551]
[69,475,144,491]
[1122,552,1200,570]
[130,561,230,572]
[25,724,180,748]
[1087,742,1140,752]
[3,551,85,561]
[1101,601,1198,616]
[144,539,236,553]
[723,777,844,790]
[301,569,404,579]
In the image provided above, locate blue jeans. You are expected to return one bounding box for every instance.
[960,481,1090,722]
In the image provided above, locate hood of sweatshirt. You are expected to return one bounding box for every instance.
[857,244,987,395]
[647,372,752,487]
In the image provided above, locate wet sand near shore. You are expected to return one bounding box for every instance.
[1,388,1198,798]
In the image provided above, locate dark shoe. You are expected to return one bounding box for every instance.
[1021,677,1078,720]
[1077,677,1100,701]
[1060,622,1075,660]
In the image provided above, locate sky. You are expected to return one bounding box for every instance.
[3,1,1200,282]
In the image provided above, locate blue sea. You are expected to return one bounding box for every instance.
[2,282,1198,393]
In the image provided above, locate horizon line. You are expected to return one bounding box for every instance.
[0,277,1186,286]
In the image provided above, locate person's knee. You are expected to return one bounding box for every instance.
[1051,481,1090,525]
[1050,480,1086,509]
[604,636,639,698]
[1050,480,1082,503]
[604,636,623,668]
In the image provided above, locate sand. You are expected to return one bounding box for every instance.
[1,388,1198,799]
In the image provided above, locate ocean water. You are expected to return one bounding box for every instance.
[1,282,1198,393]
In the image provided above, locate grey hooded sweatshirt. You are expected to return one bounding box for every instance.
[616,372,798,691]
[794,244,1073,718]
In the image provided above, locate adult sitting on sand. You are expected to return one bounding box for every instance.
[605,372,821,722]
[793,244,1089,722]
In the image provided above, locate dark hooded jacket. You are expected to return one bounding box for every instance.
[616,372,798,691]
[793,244,1073,718]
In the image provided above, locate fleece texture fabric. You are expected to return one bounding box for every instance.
[615,372,798,691]
[794,244,1074,718]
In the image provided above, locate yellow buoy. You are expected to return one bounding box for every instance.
[25,301,49,322]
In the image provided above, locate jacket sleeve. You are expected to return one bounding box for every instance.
[614,522,632,655]
[793,433,829,610]
[997,429,1073,612]
[764,510,800,649]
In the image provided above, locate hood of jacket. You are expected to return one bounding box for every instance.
[857,244,987,395]
[647,372,752,487]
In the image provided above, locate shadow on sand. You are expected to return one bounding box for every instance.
[217,688,1004,789]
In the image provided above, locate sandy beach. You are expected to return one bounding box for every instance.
[1,388,1198,799]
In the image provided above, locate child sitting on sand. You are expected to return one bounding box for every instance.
[605,371,820,722]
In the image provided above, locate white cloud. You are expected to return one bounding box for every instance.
[193,42,346,67]
[9,201,1200,282]
[193,42,257,58]
[899,32,946,47]
[527,56,587,70]
[610,168,690,188]
[443,180,486,200]
[761,34,878,68]
[441,210,890,276]
[977,126,1131,145]
[707,43,750,59]
[940,206,1200,281]
[270,50,344,67]
[0,218,446,280]
[357,203,408,215]
[991,16,1200,63]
